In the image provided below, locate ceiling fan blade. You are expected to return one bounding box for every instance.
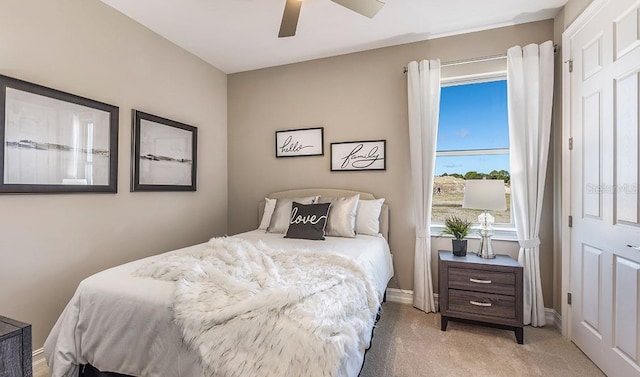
[278,0,302,38]
[330,0,384,18]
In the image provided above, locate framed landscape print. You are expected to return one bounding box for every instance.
[0,74,119,194]
[330,140,386,171]
[275,127,323,157]
[131,110,197,192]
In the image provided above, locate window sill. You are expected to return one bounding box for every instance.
[430,223,518,242]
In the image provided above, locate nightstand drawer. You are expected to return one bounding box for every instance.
[449,267,516,296]
[448,289,516,319]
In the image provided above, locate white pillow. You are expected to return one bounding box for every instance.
[356,198,385,236]
[258,198,276,230]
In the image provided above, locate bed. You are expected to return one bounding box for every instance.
[44,189,394,377]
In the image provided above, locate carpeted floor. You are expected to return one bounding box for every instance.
[360,302,605,377]
[35,302,605,377]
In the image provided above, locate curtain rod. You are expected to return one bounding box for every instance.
[402,44,558,74]
[443,54,507,67]
[402,54,505,74]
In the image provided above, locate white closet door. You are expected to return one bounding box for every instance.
[568,0,640,376]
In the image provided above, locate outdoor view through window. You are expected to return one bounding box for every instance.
[432,79,511,224]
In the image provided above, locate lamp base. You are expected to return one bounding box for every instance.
[477,222,496,259]
[477,250,496,259]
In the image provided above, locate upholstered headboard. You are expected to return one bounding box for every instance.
[258,188,389,241]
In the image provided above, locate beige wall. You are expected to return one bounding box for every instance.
[563,0,596,28]
[0,0,227,349]
[552,8,566,316]
[228,21,555,307]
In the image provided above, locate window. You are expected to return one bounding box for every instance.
[432,78,512,226]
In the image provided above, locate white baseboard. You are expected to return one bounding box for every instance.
[33,347,46,369]
[386,289,440,311]
[545,308,562,331]
[387,288,562,331]
[386,288,414,305]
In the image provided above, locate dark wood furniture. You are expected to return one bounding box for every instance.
[0,316,32,377]
[438,250,524,344]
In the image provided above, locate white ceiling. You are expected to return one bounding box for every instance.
[100,0,566,74]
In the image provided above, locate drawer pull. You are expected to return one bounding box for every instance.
[470,301,492,307]
[470,278,492,284]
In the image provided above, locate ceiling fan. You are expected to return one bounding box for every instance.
[278,0,385,38]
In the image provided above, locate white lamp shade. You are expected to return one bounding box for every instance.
[462,179,507,211]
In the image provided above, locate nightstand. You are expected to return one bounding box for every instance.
[438,250,524,344]
[0,316,32,377]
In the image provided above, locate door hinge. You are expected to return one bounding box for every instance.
[569,137,573,150]
[568,215,573,227]
[566,59,574,73]
[568,292,572,305]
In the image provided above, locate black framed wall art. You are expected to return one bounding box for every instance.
[330,140,386,171]
[275,127,323,157]
[131,110,197,192]
[0,74,119,194]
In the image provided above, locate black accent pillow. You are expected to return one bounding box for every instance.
[285,202,331,240]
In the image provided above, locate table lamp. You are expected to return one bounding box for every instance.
[462,179,507,259]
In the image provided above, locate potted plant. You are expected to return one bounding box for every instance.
[441,216,472,256]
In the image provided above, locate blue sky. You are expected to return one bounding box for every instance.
[435,80,510,176]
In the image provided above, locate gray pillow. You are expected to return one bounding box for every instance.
[267,196,317,234]
[318,194,359,238]
[285,202,331,240]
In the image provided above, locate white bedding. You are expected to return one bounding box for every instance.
[44,230,394,377]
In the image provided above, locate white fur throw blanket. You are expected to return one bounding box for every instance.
[134,237,379,377]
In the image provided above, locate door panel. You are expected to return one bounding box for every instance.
[583,91,602,219]
[583,36,603,80]
[614,70,639,225]
[613,256,640,361]
[614,7,640,59]
[582,244,603,334]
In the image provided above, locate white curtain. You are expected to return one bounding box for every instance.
[507,41,554,326]
[407,60,441,313]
